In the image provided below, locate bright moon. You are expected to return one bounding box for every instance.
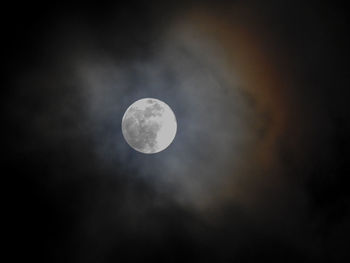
[121,98,177,154]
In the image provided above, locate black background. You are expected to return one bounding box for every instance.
[4,1,350,262]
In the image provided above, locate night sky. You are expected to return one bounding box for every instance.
[5,1,350,262]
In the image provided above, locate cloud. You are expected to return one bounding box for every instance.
[7,1,348,262]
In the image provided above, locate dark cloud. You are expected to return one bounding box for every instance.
[5,1,349,262]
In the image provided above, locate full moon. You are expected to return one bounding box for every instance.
[121,98,177,154]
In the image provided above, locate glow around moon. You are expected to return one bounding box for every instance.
[121,98,177,154]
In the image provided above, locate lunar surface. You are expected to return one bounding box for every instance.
[121,98,177,154]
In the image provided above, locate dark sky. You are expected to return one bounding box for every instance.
[5,1,350,262]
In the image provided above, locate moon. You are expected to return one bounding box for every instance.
[121,98,177,154]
